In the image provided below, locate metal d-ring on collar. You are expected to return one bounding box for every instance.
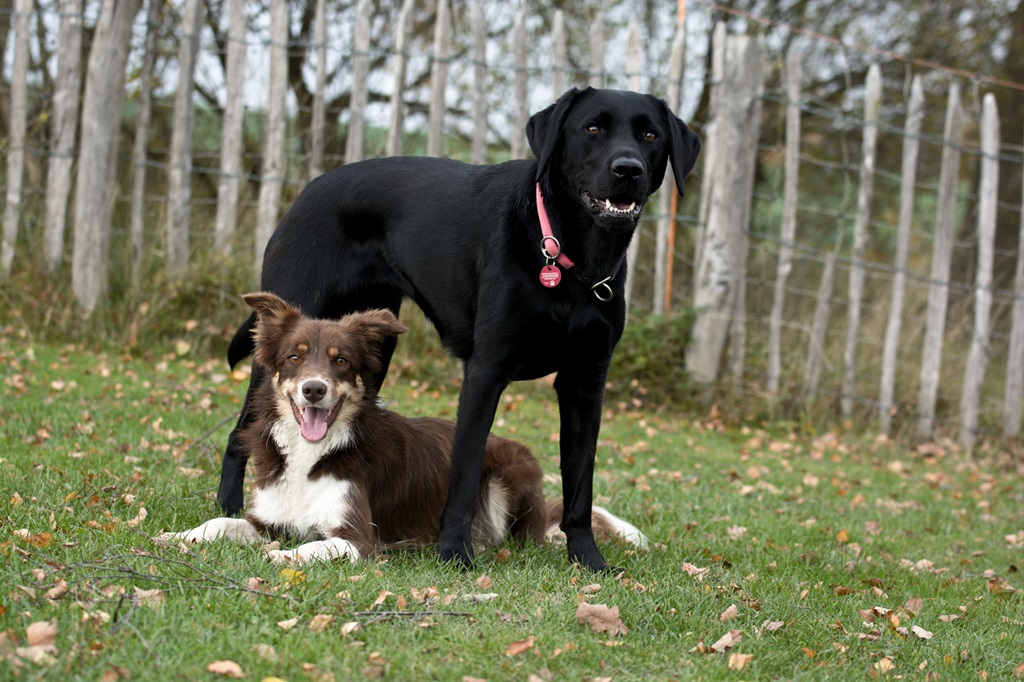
[590,276,614,302]
[535,183,617,302]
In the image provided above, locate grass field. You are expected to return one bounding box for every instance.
[1,329,1023,681]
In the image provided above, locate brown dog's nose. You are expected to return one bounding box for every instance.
[302,380,327,403]
[611,157,644,180]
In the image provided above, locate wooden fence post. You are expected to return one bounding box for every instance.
[878,75,924,434]
[510,9,528,160]
[427,0,451,158]
[767,44,802,394]
[129,0,162,279]
[802,249,838,400]
[916,82,964,440]
[685,29,764,385]
[255,0,288,276]
[841,63,882,419]
[959,94,1000,450]
[1,0,31,279]
[552,10,566,100]
[165,0,204,274]
[43,0,83,274]
[589,13,604,89]
[647,15,688,313]
[693,22,726,293]
[624,17,649,312]
[71,0,141,313]
[470,2,487,165]
[214,0,247,257]
[386,0,413,158]
[309,0,327,177]
[1005,122,1024,438]
[345,0,371,165]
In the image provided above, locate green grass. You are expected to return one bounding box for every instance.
[1,330,1023,681]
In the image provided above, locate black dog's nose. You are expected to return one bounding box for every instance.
[302,380,327,403]
[611,157,644,180]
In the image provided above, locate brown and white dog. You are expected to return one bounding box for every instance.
[161,293,647,564]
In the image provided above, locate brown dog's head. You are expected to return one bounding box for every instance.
[242,292,407,443]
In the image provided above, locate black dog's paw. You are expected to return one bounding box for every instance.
[437,536,474,569]
[567,535,610,573]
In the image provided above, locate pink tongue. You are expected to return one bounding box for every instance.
[300,406,329,442]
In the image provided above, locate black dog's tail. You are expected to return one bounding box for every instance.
[227,312,258,369]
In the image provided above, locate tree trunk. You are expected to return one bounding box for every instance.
[43,0,83,274]
[71,0,142,313]
[164,0,204,275]
[1,0,31,278]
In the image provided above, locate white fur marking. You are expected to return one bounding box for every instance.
[161,517,263,545]
[593,505,650,549]
[266,537,360,564]
[249,470,357,543]
[471,480,512,548]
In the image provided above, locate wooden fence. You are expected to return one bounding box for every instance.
[2,1,1024,448]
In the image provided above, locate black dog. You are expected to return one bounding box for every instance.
[218,87,700,572]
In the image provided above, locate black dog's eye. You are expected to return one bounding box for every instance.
[287,354,300,364]
[586,125,601,135]
[335,356,349,366]
[644,131,658,142]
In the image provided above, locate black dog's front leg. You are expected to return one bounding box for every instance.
[216,363,266,516]
[554,361,612,572]
[437,360,508,567]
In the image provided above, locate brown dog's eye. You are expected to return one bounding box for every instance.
[586,125,601,135]
[287,354,300,364]
[335,356,348,366]
[644,131,657,142]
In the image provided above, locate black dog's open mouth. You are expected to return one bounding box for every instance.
[582,191,644,220]
[291,399,342,442]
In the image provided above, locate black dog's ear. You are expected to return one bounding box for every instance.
[242,291,302,369]
[526,87,586,182]
[663,102,701,197]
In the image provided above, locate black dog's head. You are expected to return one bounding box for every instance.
[527,87,701,231]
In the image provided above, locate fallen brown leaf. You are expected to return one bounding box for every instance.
[681,563,710,581]
[728,652,753,670]
[276,617,298,631]
[911,626,933,640]
[26,620,57,648]
[132,587,164,608]
[253,643,277,662]
[45,580,68,601]
[308,614,334,632]
[719,604,739,622]
[709,629,743,653]
[370,590,394,608]
[903,597,924,615]
[576,602,629,636]
[206,660,244,678]
[504,635,535,657]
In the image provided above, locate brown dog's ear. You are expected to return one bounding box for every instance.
[526,87,585,183]
[339,309,407,381]
[661,100,701,197]
[242,292,302,369]
[341,309,408,344]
